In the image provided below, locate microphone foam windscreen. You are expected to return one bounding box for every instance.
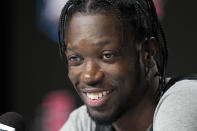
[0,112,25,131]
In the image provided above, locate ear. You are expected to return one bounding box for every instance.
[142,37,158,68]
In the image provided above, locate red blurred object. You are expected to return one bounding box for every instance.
[153,0,164,20]
[42,91,75,131]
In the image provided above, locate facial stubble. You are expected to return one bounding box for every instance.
[85,62,146,125]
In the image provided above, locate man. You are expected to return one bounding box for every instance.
[58,0,197,131]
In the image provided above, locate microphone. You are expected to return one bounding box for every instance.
[0,112,25,131]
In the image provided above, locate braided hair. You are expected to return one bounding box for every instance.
[58,0,168,100]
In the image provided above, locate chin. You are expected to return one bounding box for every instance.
[86,99,131,125]
[86,106,119,125]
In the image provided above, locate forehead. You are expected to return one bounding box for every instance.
[66,13,122,46]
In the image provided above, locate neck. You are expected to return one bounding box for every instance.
[112,87,156,131]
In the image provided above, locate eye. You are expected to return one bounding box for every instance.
[103,53,114,59]
[101,51,116,62]
[68,55,83,66]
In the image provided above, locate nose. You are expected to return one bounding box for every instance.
[80,60,104,86]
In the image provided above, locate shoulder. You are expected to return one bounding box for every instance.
[153,80,197,131]
[60,105,96,131]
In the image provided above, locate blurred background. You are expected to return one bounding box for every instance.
[1,0,197,130]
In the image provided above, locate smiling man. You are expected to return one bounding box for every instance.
[58,0,197,131]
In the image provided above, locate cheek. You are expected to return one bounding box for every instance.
[68,67,81,85]
[107,60,139,87]
[103,61,136,78]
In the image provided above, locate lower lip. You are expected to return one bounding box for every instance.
[83,92,112,107]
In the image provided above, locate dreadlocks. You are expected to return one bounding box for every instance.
[58,0,168,100]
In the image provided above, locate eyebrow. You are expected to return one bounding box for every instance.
[66,47,75,51]
[96,39,111,45]
[67,40,112,51]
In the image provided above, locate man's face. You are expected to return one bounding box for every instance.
[65,13,145,124]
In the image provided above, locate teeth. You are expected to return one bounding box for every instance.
[103,91,107,96]
[94,93,99,99]
[99,93,102,98]
[86,90,111,100]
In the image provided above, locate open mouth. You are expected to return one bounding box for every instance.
[86,90,111,100]
[83,89,114,107]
